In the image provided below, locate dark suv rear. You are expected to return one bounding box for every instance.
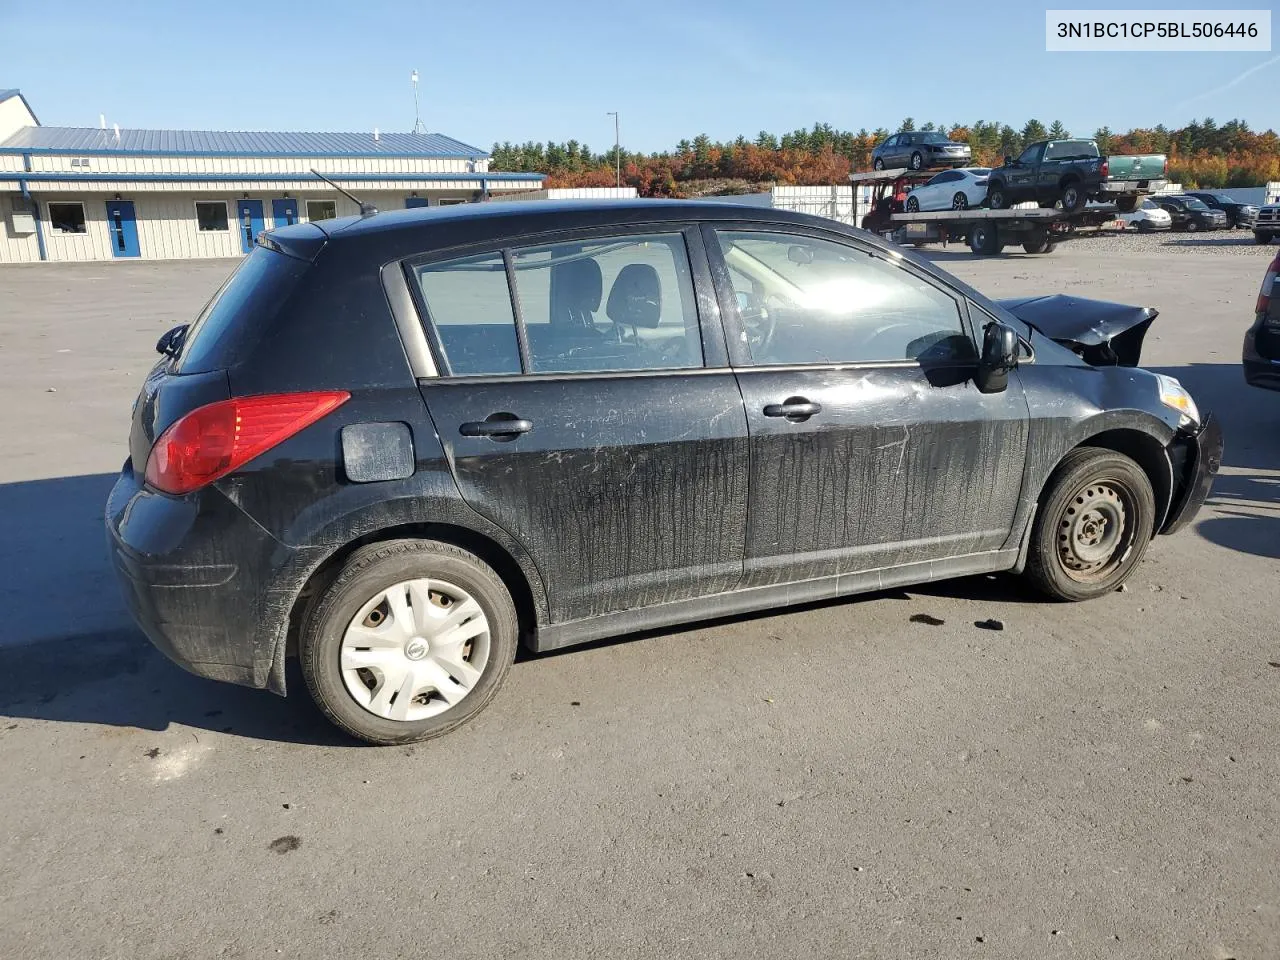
[1244,248,1280,389]
[108,201,1221,745]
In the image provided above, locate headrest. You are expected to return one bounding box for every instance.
[605,263,662,328]
[550,257,603,323]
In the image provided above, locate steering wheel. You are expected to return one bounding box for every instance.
[736,291,777,355]
[858,321,921,361]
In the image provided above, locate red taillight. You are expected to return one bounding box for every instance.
[144,391,349,495]
[1100,159,1109,178]
[1258,254,1280,315]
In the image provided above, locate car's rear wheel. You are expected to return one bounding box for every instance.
[1185,220,1199,232]
[1059,179,1085,213]
[300,539,518,745]
[969,223,1001,255]
[1115,195,1139,214]
[906,196,920,212]
[1024,448,1156,601]
[952,192,968,210]
[1022,229,1050,254]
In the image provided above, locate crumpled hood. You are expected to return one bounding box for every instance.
[996,294,1157,367]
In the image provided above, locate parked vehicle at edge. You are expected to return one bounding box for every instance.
[1153,195,1229,232]
[1254,202,1279,244]
[1120,198,1173,232]
[1243,246,1280,389]
[1183,190,1258,229]
[986,139,1167,214]
[107,200,1222,745]
[872,131,972,171]
[905,168,991,212]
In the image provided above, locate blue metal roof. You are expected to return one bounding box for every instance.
[0,125,490,158]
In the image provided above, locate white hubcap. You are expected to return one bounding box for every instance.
[340,578,490,722]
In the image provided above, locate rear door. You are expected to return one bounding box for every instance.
[411,226,750,624]
[705,225,1029,587]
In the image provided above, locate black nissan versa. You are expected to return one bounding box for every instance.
[107,200,1222,745]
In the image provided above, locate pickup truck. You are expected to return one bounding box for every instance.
[986,139,1166,214]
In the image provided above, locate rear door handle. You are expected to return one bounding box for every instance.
[763,400,822,420]
[459,416,532,438]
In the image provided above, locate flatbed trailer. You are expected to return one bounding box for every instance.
[889,206,1123,255]
[848,167,1123,255]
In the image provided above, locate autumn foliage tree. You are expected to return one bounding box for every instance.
[492,117,1280,196]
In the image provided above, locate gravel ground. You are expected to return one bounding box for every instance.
[1064,227,1276,257]
[2,247,1279,960]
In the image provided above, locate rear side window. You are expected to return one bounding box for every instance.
[413,254,520,376]
[177,246,307,374]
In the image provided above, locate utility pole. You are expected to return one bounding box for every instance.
[606,111,620,188]
[411,70,425,135]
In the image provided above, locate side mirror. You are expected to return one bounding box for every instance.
[156,323,189,358]
[976,322,1018,393]
[1004,155,1013,166]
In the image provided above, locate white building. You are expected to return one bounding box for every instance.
[0,89,545,263]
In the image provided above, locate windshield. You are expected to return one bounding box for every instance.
[1182,198,1210,211]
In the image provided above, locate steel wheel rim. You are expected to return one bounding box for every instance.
[1057,480,1133,582]
[340,578,491,722]
[953,193,967,210]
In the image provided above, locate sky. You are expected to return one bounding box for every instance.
[2,0,1277,152]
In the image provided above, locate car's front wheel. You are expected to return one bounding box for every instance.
[987,183,1008,209]
[906,195,920,212]
[909,151,923,170]
[1256,231,1273,245]
[1024,448,1156,601]
[873,157,885,171]
[301,539,518,745]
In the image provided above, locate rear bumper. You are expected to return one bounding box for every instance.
[106,461,300,692]
[1161,414,1223,536]
[1098,179,1166,195]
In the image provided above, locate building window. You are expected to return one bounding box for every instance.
[195,201,229,232]
[436,198,469,206]
[306,200,337,221]
[48,202,87,234]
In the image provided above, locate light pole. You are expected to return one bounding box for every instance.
[606,111,620,188]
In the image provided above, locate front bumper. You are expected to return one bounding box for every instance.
[1161,414,1223,535]
[106,461,300,692]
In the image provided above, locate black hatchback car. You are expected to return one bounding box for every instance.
[108,200,1221,744]
[1154,195,1229,231]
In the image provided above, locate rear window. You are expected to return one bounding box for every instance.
[176,247,307,374]
[1043,140,1099,161]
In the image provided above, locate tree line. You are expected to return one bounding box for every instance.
[490,117,1280,194]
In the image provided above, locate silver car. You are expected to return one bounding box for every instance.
[872,132,972,171]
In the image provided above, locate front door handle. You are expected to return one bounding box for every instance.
[763,399,822,421]
[459,415,532,439]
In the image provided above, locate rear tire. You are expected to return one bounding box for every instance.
[1185,220,1198,232]
[969,223,1001,255]
[300,539,518,745]
[909,151,923,170]
[873,157,885,171]
[1257,231,1274,245]
[1059,179,1085,213]
[1115,195,1139,214]
[1024,448,1156,601]
[952,192,968,210]
[1022,231,1050,254]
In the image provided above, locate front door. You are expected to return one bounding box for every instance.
[271,198,298,228]
[105,200,140,258]
[410,227,749,623]
[706,225,1030,587]
[236,199,264,253]
[1008,142,1044,200]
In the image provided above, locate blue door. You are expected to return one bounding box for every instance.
[236,199,265,253]
[405,197,429,208]
[105,200,140,258]
[271,198,298,228]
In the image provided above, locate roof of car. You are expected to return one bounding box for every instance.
[312,198,841,241]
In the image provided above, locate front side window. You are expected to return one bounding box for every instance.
[511,233,702,373]
[413,254,521,376]
[48,202,86,234]
[306,200,337,221]
[195,201,229,232]
[715,230,973,366]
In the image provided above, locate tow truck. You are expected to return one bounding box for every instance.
[850,169,1124,256]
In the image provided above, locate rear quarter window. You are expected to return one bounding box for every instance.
[177,247,308,374]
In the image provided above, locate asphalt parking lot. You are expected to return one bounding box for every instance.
[2,233,1278,959]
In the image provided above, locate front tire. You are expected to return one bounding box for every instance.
[1185,220,1199,232]
[1024,448,1156,601]
[1256,231,1273,245]
[906,195,920,212]
[300,539,518,745]
[987,183,1008,209]
[1115,195,1139,214]
[909,151,923,170]
[873,157,885,171]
